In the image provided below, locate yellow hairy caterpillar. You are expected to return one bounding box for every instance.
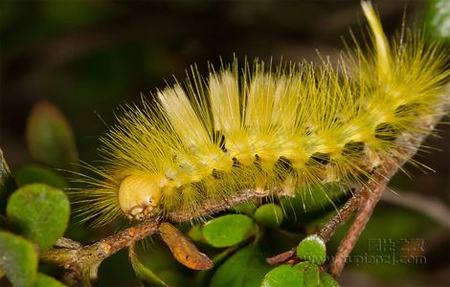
[74,2,449,227]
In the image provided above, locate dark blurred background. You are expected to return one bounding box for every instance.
[1,1,448,286]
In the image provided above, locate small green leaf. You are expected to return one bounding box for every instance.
[261,264,304,287]
[34,273,66,287]
[424,0,450,41]
[15,164,67,189]
[6,184,70,250]
[26,101,78,168]
[0,231,38,287]
[202,214,256,248]
[295,261,321,287]
[187,225,204,242]
[129,242,195,287]
[304,263,320,287]
[296,235,327,265]
[294,261,310,271]
[210,245,271,287]
[254,203,284,228]
[129,245,170,287]
[232,201,257,216]
[319,272,340,287]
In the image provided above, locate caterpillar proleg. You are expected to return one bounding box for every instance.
[74,2,449,226]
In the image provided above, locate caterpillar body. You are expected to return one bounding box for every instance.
[75,2,449,226]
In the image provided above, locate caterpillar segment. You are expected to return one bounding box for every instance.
[74,2,449,225]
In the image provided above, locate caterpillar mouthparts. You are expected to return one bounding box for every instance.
[118,174,165,220]
[74,2,449,225]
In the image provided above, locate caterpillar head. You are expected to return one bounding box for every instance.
[118,174,164,220]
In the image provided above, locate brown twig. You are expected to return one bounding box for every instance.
[317,184,364,242]
[266,248,296,265]
[329,165,392,277]
[41,218,161,286]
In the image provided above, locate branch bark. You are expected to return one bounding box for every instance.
[329,163,393,277]
[41,218,161,286]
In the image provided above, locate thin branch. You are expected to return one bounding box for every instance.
[266,249,296,266]
[317,184,364,242]
[41,218,161,286]
[329,167,391,277]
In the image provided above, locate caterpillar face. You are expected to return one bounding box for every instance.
[74,2,449,226]
[118,174,166,220]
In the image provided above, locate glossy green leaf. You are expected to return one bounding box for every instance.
[210,245,271,287]
[254,203,284,228]
[6,183,70,250]
[34,273,66,287]
[294,261,310,271]
[294,262,322,287]
[424,0,450,41]
[0,231,38,287]
[296,235,327,265]
[129,245,170,287]
[187,225,204,242]
[319,272,340,287]
[129,242,195,287]
[203,214,256,248]
[232,201,257,216]
[15,164,67,189]
[261,264,304,287]
[26,101,78,168]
